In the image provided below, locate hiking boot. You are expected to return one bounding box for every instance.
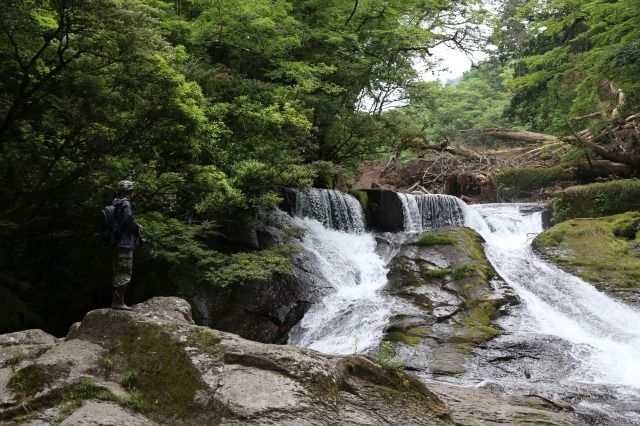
[111,286,132,311]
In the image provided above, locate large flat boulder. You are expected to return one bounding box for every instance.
[0,297,450,425]
[0,297,580,425]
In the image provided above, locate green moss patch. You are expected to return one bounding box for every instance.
[118,323,213,418]
[552,180,640,223]
[457,228,489,263]
[55,378,119,422]
[386,331,421,345]
[422,268,450,278]
[459,302,499,341]
[416,231,457,246]
[495,166,574,198]
[452,264,477,280]
[533,211,640,290]
[8,364,69,400]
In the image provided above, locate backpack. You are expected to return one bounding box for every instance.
[99,204,121,246]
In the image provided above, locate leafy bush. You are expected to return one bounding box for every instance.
[139,212,296,291]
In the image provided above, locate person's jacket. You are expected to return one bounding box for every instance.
[112,198,141,250]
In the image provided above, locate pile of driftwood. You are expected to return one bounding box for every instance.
[378,145,500,201]
[377,113,639,202]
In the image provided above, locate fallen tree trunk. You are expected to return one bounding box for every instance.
[415,139,491,163]
[474,128,557,144]
[471,124,640,170]
[586,159,635,177]
[569,136,640,169]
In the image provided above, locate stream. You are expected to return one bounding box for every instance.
[286,189,640,424]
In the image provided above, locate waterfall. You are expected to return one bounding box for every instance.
[397,193,465,232]
[463,203,640,392]
[292,188,365,232]
[285,189,640,422]
[286,189,395,354]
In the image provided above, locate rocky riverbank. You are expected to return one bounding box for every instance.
[533,211,640,304]
[0,297,581,425]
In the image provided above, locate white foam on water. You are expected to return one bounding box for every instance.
[466,203,640,390]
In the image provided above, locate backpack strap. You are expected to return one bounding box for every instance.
[111,202,125,246]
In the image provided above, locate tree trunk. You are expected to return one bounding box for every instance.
[471,125,640,170]
[478,127,557,144]
[583,160,635,178]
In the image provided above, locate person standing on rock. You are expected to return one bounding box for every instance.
[111,180,143,310]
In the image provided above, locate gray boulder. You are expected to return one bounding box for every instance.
[0,297,580,425]
[384,227,518,374]
[0,297,450,425]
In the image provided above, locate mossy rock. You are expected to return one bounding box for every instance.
[386,227,506,374]
[533,211,640,296]
[494,166,575,199]
[458,301,499,341]
[552,180,640,223]
[118,323,219,418]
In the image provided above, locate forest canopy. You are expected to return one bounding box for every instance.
[1,0,638,334]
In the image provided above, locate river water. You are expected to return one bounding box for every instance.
[461,203,640,423]
[286,189,640,423]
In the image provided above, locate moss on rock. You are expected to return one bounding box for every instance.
[416,232,457,246]
[8,364,66,400]
[533,211,640,294]
[117,322,216,419]
[423,268,450,278]
[459,301,499,341]
[386,331,422,345]
[552,180,640,223]
[494,166,575,199]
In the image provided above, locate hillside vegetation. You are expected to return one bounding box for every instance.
[1,0,639,334]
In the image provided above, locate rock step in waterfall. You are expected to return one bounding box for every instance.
[284,188,640,425]
[284,187,467,233]
[285,187,365,232]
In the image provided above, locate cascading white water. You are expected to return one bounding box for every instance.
[398,193,465,232]
[287,189,395,354]
[292,188,365,232]
[285,189,640,422]
[464,203,640,391]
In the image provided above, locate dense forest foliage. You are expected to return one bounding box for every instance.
[1,0,638,334]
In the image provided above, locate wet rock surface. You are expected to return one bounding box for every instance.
[191,219,331,344]
[382,227,515,375]
[434,310,640,425]
[0,297,584,425]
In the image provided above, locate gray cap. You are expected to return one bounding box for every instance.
[116,180,135,194]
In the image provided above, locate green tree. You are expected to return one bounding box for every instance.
[493,0,640,133]
[0,0,207,333]
[187,0,491,168]
[388,60,512,152]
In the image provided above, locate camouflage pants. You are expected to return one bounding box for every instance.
[112,249,133,289]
